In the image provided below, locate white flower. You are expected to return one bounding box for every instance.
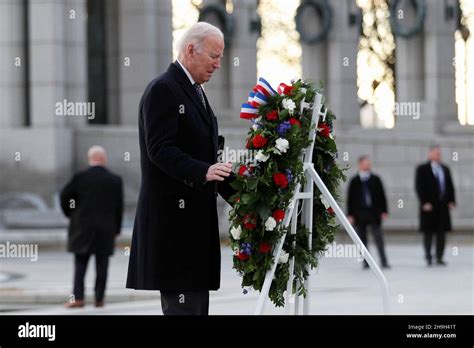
[319,194,330,209]
[279,250,289,264]
[252,124,259,131]
[300,87,307,95]
[282,98,296,114]
[275,138,289,154]
[265,217,277,231]
[230,225,242,240]
[255,150,269,163]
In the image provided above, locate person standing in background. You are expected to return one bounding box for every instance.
[60,146,123,308]
[347,155,390,269]
[415,145,455,266]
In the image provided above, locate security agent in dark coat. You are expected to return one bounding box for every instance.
[60,146,123,307]
[347,156,390,269]
[415,145,455,266]
[126,23,235,315]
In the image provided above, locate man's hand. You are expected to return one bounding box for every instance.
[206,162,232,182]
[381,213,388,220]
[347,215,355,225]
[448,202,455,210]
[422,203,433,212]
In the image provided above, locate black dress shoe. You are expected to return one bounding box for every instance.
[363,262,369,269]
[382,264,391,269]
[427,258,432,266]
[436,260,447,266]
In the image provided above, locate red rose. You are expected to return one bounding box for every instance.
[238,165,249,177]
[327,207,335,216]
[289,118,301,127]
[243,214,257,230]
[272,209,285,222]
[273,172,288,189]
[282,85,294,95]
[259,242,271,254]
[252,134,268,148]
[266,110,278,121]
[236,252,249,261]
[319,123,331,138]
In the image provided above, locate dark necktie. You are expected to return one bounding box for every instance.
[433,165,445,199]
[194,83,207,110]
[362,178,372,208]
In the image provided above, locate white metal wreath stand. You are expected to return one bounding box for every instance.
[254,93,390,315]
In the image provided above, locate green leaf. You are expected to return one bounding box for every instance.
[258,206,271,221]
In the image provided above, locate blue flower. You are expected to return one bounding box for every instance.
[285,169,293,183]
[240,242,252,255]
[276,121,291,136]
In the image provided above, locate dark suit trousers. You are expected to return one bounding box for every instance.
[355,222,388,267]
[423,227,446,262]
[73,253,109,302]
[160,291,209,315]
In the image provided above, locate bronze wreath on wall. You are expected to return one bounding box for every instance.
[199,4,235,45]
[295,0,333,45]
[389,0,426,38]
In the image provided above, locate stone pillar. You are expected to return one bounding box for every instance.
[393,0,426,131]
[227,0,258,116]
[28,0,65,128]
[325,0,359,128]
[424,0,457,132]
[117,0,173,126]
[394,1,425,102]
[0,0,26,128]
[25,0,87,199]
[300,2,328,89]
[65,0,87,129]
[200,0,230,112]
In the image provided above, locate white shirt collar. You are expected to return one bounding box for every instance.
[359,171,371,180]
[176,59,196,86]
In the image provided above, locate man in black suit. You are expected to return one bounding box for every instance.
[415,145,455,266]
[347,155,390,269]
[60,146,123,308]
[126,22,234,315]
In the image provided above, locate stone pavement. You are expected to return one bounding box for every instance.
[0,232,472,315]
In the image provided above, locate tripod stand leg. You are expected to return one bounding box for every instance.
[254,184,301,315]
[302,170,314,315]
[307,165,390,314]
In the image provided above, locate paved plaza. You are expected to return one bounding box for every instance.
[0,232,472,315]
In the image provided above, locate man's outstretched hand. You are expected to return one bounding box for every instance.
[206,162,232,182]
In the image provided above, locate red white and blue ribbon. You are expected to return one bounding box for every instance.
[253,77,277,97]
[250,92,269,108]
[240,103,259,119]
[240,78,278,119]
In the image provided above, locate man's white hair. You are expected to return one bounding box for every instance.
[88,145,106,158]
[177,22,224,59]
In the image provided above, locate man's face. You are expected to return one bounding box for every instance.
[359,158,371,172]
[429,147,441,162]
[187,36,224,84]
